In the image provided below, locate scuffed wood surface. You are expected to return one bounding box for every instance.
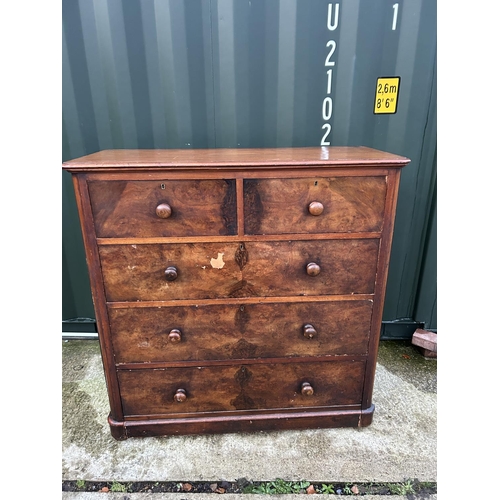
[98,239,379,301]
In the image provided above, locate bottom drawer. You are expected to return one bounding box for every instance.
[118,360,365,417]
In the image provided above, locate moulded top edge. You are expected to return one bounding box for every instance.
[62,146,411,172]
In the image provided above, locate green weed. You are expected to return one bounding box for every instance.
[388,479,415,495]
[248,479,311,494]
[110,481,128,492]
[320,483,335,494]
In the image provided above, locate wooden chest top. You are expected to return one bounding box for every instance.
[62,146,408,171]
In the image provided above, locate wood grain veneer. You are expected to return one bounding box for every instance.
[108,300,373,364]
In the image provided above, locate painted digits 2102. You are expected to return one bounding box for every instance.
[321,3,339,146]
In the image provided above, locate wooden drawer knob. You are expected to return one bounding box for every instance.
[168,329,182,343]
[303,324,317,339]
[306,262,321,276]
[173,388,187,403]
[308,201,324,216]
[301,382,314,396]
[164,266,178,281]
[156,203,172,219]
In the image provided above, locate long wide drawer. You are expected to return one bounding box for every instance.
[99,239,379,301]
[109,300,373,363]
[244,176,387,234]
[117,360,366,416]
[88,179,237,237]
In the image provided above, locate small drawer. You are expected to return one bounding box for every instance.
[118,360,365,416]
[98,239,379,301]
[244,176,387,235]
[88,179,237,238]
[108,300,373,363]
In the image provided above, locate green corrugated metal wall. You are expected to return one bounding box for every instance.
[62,0,436,333]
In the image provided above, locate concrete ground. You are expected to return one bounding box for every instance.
[62,339,437,498]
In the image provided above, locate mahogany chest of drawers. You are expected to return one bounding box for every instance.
[63,147,409,440]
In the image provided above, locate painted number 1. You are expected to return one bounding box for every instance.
[392,3,399,30]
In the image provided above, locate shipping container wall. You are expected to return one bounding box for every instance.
[62,0,437,333]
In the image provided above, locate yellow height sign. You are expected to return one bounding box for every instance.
[374,77,400,114]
